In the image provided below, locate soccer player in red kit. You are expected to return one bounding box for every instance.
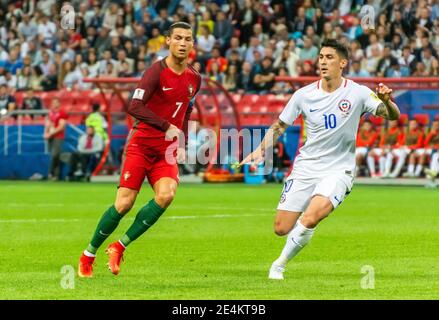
[78,22,201,277]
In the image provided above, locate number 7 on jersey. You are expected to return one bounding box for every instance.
[173,102,183,118]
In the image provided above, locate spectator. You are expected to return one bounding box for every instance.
[376,46,398,77]
[244,36,265,64]
[37,14,56,48]
[206,47,228,74]
[386,60,410,77]
[252,23,269,48]
[18,14,38,41]
[196,25,216,69]
[291,6,313,35]
[155,8,173,34]
[271,67,293,94]
[236,61,255,93]
[274,46,299,77]
[238,0,259,45]
[103,3,120,30]
[21,88,42,118]
[86,103,108,143]
[304,25,321,47]
[116,49,134,75]
[207,61,224,83]
[58,40,76,64]
[67,126,104,181]
[348,60,371,77]
[94,27,111,57]
[253,56,275,94]
[98,49,118,75]
[41,63,58,91]
[222,64,239,92]
[299,37,318,62]
[59,60,79,90]
[214,11,233,51]
[16,65,32,91]
[44,98,68,181]
[0,84,16,114]
[147,27,166,55]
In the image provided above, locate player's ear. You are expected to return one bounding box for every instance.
[165,35,171,46]
[340,58,348,69]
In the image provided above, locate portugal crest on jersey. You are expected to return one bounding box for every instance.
[188,84,194,98]
[338,99,352,114]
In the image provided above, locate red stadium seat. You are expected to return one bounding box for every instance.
[240,94,259,106]
[14,91,26,107]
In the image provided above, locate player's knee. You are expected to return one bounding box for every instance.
[115,198,134,214]
[274,225,290,236]
[155,190,175,208]
[300,215,320,229]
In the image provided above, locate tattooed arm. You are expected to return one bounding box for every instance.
[239,119,289,166]
[375,83,400,120]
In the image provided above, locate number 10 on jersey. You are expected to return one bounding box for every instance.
[324,114,337,129]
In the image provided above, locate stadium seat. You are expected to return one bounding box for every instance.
[240,94,259,106]
[14,91,25,107]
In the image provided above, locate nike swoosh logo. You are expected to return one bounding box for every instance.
[309,109,318,112]
[163,87,173,91]
[99,230,110,236]
[142,220,151,227]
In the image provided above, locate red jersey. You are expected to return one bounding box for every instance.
[128,59,201,140]
[48,109,68,139]
[402,128,424,149]
[356,129,378,148]
[424,130,439,148]
[379,127,404,148]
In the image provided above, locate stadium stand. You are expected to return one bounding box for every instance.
[0,0,438,180]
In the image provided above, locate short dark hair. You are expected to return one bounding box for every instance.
[320,39,349,59]
[168,22,192,36]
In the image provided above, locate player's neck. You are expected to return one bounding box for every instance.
[321,76,344,93]
[165,56,187,75]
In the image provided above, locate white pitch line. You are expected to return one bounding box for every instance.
[4,203,273,212]
[0,213,270,223]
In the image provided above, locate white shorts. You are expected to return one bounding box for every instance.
[370,148,384,157]
[277,174,354,213]
[356,147,369,157]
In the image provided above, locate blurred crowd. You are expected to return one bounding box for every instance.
[355,115,439,180]
[0,0,438,99]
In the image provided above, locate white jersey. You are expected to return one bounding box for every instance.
[279,78,382,179]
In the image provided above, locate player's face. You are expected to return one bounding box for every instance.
[167,28,194,60]
[318,47,347,80]
[362,122,372,131]
[409,120,418,130]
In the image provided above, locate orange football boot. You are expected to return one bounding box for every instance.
[106,241,125,275]
[78,253,95,278]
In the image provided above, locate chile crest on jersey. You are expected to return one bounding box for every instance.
[338,99,352,116]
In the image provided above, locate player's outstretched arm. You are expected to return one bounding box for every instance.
[239,119,289,166]
[375,83,400,120]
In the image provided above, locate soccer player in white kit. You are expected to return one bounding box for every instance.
[240,39,401,280]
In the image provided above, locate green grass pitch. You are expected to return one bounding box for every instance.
[0,181,438,299]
